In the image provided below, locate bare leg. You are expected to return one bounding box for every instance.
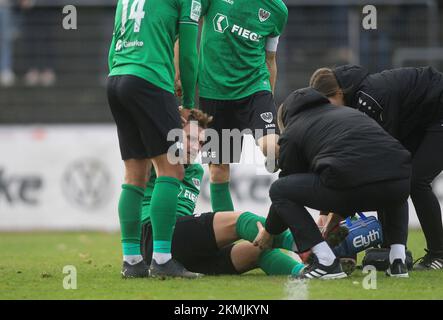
[257,133,279,172]
[209,163,230,183]
[213,211,242,248]
[151,153,184,180]
[230,242,261,273]
[124,159,150,187]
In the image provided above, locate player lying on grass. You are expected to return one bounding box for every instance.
[139,109,305,279]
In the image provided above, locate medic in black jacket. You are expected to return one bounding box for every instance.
[254,87,411,279]
[310,65,443,270]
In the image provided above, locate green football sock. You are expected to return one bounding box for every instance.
[274,230,296,252]
[259,249,305,276]
[210,182,234,212]
[149,176,181,254]
[236,211,295,251]
[118,184,145,256]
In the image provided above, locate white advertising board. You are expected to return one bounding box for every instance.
[0,125,441,231]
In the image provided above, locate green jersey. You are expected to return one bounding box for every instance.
[108,0,202,95]
[141,164,204,224]
[198,0,288,100]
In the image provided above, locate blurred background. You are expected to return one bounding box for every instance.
[0,0,442,230]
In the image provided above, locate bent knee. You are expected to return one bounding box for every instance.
[269,179,283,201]
[157,165,185,181]
[410,176,433,193]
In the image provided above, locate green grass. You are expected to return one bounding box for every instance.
[0,230,442,300]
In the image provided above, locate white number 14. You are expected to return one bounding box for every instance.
[121,0,146,35]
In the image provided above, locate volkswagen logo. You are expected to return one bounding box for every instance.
[61,159,112,210]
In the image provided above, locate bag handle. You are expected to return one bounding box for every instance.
[345,212,367,227]
[357,212,367,220]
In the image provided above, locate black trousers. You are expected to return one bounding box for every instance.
[409,120,443,253]
[266,173,410,253]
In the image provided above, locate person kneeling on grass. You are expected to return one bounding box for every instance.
[253,87,412,280]
[139,109,304,279]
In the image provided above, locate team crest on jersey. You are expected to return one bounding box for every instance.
[258,8,271,22]
[192,178,201,190]
[260,112,274,124]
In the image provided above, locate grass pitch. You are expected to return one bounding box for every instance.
[0,230,442,300]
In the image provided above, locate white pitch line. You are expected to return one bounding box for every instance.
[284,277,309,300]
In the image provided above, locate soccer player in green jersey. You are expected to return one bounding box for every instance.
[197,0,289,213]
[141,110,305,277]
[107,0,203,278]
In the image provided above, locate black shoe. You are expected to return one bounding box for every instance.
[121,260,150,279]
[414,249,443,271]
[150,259,202,279]
[294,255,347,280]
[386,259,409,278]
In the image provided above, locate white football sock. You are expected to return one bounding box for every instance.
[312,241,336,266]
[123,255,143,265]
[389,244,406,264]
[153,252,172,265]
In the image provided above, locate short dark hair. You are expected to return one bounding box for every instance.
[310,67,341,97]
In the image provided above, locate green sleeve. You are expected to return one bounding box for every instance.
[178,23,199,109]
[178,0,201,108]
[200,0,210,17]
[271,7,288,37]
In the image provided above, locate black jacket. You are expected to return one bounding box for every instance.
[278,88,411,189]
[333,65,443,146]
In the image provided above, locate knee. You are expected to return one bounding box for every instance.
[124,159,149,187]
[209,164,230,183]
[124,175,146,188]
[269,180,282,201]
[157,164,185,181]
[257,134,279,157]
[410,175,432,195]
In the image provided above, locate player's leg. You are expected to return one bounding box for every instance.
[246,91,280,172]
[213,211,304,275]
[107,75,150,278]
[120,159,150,263]
[149,154,184,266]
[213,211,295,251]
[140,215,204,279]
[115,75,198,278]
[382,201,410,277]
[410,125,443,270]
[228,242,261,273]
[229,242,304,276]
[208,164,234,212]
[268,172,410,279]
[257,133,280,173]
[267,174,349,279]
[200,97,235,212]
